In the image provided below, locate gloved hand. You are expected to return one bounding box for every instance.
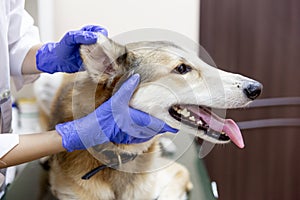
[36,25,108,74]
[55,74,178,152]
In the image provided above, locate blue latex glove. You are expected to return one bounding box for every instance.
[55,74,178,152]
[36,25,108,74]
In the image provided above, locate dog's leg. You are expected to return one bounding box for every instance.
[153,158,193,200]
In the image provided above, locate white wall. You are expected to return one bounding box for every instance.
[38,0,199,44]
[16,0,199,99]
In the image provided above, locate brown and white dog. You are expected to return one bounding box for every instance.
[46,34,262,200]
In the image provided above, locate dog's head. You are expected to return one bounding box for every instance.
[80,34,262,148]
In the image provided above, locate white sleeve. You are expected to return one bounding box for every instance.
[8,0,41,90]
[0,134,19,159]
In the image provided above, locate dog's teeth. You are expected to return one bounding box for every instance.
[189,116,196,121]
[196,120,203,125]
[181,108,190,117]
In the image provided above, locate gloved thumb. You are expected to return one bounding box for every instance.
[143,115,178,134]
[113,74,140,105]
[159,123,179,134]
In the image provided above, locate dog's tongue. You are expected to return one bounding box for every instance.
[222,119,245,148]
[187,106,245,148]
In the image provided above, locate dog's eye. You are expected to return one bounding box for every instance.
[174,64,192,74]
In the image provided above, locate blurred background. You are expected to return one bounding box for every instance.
[13,0,300,199]
[200,1,300,200]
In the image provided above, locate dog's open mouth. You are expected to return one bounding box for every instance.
[169,105,245,148]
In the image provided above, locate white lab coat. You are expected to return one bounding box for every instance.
[0,0,40,157]
[0,0,40,194]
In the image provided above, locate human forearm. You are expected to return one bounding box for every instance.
[21,44,43,74]
[0,131,65,168]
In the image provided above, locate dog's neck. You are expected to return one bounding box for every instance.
[81,149,138,180]
[82,138,160,180]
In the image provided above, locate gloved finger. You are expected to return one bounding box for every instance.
[63,31,98,46]
[158,123,179,134]
[129,108,151,127]
[112,74,140,106]
[80,25,108,36]
[74,31,99,44]
[129,136,154,144]
[138,115,166,134]
[129,108,178,134]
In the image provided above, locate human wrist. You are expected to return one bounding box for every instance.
[36,43,57,74]
[21,44,43,74]
[55,121,84,152]
[55,112,111,151]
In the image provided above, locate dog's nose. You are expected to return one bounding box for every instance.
[243,82,262,100]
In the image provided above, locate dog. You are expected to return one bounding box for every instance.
[45,33,262,200]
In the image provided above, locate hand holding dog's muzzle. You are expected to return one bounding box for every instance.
[110,74,178,139]
[36,25,108,74]
[55,74,178,152]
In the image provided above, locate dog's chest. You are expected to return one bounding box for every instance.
[90,170,156,200]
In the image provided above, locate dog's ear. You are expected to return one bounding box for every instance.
[80,34,129,83]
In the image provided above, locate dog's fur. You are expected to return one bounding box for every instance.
[46,34,260,200]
